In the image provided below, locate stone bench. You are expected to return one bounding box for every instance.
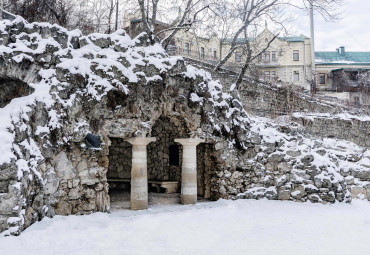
[107,179,178,194]
[149,181,179,193]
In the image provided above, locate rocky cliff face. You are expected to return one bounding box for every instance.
[0,18,369,236]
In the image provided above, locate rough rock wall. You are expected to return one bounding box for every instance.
[235,81,370,148]
[147,116,188,182]
[237,81,338,116]
[211,117,370,203]
[196,143,215,199]
[292,114,370,147]
[107,138,132,179]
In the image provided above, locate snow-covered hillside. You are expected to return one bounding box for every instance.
[1,199,370,255]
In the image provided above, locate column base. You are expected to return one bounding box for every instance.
[181,194,197,205]
[130,199,148,210]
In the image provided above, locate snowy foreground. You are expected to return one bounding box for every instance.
[1,199,370,255]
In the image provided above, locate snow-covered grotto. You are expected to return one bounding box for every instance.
[0,18,369,236]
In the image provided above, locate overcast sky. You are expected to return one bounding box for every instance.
[291,0,370,52]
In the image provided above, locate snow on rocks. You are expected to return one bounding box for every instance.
[0,17,369,237]
[0,17,251,236]
[0,18,189,235]
[216,116,370,204]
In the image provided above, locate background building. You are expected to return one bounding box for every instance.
[124,16,370,106]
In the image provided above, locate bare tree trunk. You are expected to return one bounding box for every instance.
[107,0,115,33]
[115,0,119,31]
[0,0,3,21]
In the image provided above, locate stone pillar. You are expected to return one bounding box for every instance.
[174,138,205,205]
[125,137,156,210]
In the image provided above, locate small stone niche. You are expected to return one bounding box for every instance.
[197,143,215,199]
[0,77,34,108]
[147,116,188,183]
[107,138,132,191]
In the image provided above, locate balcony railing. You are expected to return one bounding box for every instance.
[256,60,280,67]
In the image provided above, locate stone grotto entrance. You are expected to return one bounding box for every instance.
[107,116,213,210]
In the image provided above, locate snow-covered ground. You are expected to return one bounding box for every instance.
[1,198,370,255]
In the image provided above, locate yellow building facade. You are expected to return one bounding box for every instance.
[219,28,312,89]
[124,17,370,94]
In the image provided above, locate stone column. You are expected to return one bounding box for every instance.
[125,137,156,210]
[174,138,205,205]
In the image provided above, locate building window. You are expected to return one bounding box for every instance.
[259,72,263,79]
[319,73,325,84]
[264,51,270,62]
[235,52,241,62]
[185,43,190,54]
[293,71,299,82]
[271,71,276,80]
[200,47,204,59]
[272,51,276,62]
[293,50,299,61]
[213,50,217,59]
[264,71,270,81]
[258,54,262,62]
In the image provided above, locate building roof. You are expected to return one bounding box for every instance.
[220,34,308,44]
[278,35,309,42]
[331,68,370,72]
[316,51,370,65]
[220,38,253,44]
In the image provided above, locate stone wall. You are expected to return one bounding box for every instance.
[292,115,370,147]
[147,116,188,182]
[209,119,370,204]
[186,58,370,148]
[107,138,132,179]
[236,78,370,148]
[237,82,338,116]
[196,143,215,199]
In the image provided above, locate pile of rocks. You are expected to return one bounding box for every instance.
[210,116,370,203]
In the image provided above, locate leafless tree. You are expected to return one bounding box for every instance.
[292,0,343,21]
[212,0,343,88]
[211,0,285,88]
[44,0,76,27]
[124,0,215,47]
[106,0,117,34]
[4,0,50,23]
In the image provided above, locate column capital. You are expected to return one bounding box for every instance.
[124,137,156,146]
[174,138,205,146]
